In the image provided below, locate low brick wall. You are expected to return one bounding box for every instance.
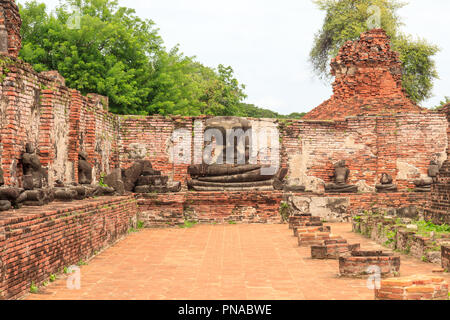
[0,196,138,300]
[443,246,450,271]
[293,225,331,237]
[285,192,429,222]
[137,191,430,227]
[311,240,360,260]
[137,192,284,226]
[376,276,448,300]
[353,215,447,265]
[137,193,185,228]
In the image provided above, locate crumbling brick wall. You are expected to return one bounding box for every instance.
[281,114,447,193]
[0,196,138,300]
[0,59,120,187]
[0,0,21,58]
[425,105,450,224]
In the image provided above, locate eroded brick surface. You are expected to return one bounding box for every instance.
[304,29,424,120]
[0,196,138,300]
[376,276,448,300]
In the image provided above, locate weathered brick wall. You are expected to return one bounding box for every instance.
[136,191,429,226]
[425,106,450,225]
[442,246,450,271]
[281,114,447,193]
[118,115,194,189]
[0,0,21,58]
[376,276,448,300]
[0,196,139,300]
[286,192,429,222]
[0,58,120,187]
[137,192,284,225]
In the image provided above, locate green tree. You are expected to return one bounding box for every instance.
[20,0,162,114]
[432,96,450,110]
[19,0,248,116]
[310,0,439,104]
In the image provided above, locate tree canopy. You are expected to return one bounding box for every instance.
[310,0,439,104]
[18,0,255,117]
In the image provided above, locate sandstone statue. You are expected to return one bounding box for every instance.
[78,152,93,185]
[325,160,358,194]
[414,160,440,192]
[376,173,398,192]
[0,168,12,211]
[187,117,287,191]
[131,160,181,194]
[18,143,49,206]
[22,143,46,189]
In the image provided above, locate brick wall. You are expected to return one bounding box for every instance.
[442,246,450,271]
[0,58,120,187]
[0,196,138,300]
[425,106,450,224]
[137,191,429,226]
[0,0,21,58]
[137,191,284,226]
[281,114,447,193]
[376,276,448,300]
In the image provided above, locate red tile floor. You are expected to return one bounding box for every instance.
[25,223,450,300]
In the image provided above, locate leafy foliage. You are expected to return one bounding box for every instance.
[310,0,439,104]
[432,96,450,110]
[238,103,306,119]
[18,0,248,117]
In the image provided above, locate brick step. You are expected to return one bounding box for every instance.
[298,234,342,247]
[311,242,361,260]
[293,226,331,237]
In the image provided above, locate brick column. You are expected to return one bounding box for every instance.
[68,89,83,183]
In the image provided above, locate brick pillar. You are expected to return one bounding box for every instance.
[0,0,21,58]
[38,89,55,168]
[1,64,20,186]
[68,90,83,183]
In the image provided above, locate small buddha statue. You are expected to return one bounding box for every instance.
[376,173,397,192]
[325,160,358,193]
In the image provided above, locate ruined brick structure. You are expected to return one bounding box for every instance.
[425,104,450,224]
[0,0,21,57]
[0,7,448,223]
[376,276,448,300]
[304,29,424,120]
[0,0,449,300]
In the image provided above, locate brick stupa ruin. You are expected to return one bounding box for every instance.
[304,29,425,120]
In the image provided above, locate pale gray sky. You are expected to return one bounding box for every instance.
[19,0,450,115]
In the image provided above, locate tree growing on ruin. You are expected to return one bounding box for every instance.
[309,0,439,105]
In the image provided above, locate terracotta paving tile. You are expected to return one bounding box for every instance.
[24,223,450,300]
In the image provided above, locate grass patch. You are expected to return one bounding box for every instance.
[179,220,198,229]
[30,282,38,294]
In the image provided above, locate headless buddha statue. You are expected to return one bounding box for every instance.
[324,160,358,194]
[188,117,287,191]
[376,173,398,192]
[414,160,440,192]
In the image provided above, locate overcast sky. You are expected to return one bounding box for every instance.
[20,0,450,115]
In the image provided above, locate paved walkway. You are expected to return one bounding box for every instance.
[26,223,449,300]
